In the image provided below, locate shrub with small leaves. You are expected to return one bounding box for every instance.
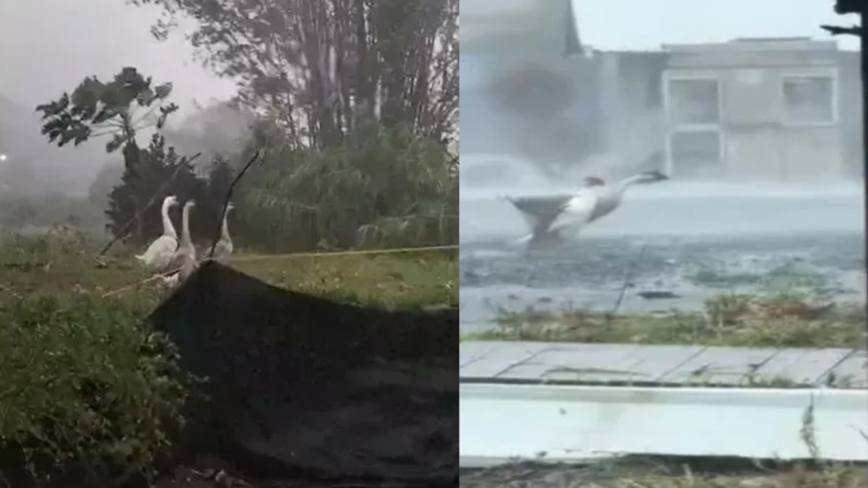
[0,294,191,484]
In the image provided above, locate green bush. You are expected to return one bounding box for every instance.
[0,294,190,484]
[234,123,458,253]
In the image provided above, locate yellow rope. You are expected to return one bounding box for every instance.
[100,267,182,298]
[231,244,458,262]
[99,244,458,298]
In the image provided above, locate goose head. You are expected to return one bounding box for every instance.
[184,199,197,209]
[582,176,606,187]
[165,195,180,207]
[634,170,669,184]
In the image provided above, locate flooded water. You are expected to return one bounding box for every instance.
[459,184,866,333]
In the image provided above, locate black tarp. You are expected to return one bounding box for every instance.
[148,261,458,487]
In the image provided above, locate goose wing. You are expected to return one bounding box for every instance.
[585,189,621,224]
[546,189,600,234]
[161,248,195,275]
[505,194,573,236]
[213,239,233,261]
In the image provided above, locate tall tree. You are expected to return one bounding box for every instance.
[126,0,458,149]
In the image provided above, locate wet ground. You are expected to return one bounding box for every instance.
[459,188,866,333]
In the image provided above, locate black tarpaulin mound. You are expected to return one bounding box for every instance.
[148,260,458,487]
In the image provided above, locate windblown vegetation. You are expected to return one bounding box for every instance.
[465,290,866,349]
[1,0,458,484]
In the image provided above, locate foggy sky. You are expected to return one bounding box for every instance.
[574,0,861,51]
[0,0,237,196]
[0,0,235,112]
[0,0,861,195]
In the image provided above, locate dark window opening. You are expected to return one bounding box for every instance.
[668,78,720,125]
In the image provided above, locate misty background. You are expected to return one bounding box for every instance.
[0,0,238,198]
[460,0,865,239]
[459,0,866,329]
[1,0,458,253]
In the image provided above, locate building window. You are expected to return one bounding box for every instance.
[666,78,721,126]
[782,75,835,125]
[669,129,722,176]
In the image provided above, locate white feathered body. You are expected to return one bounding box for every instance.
[212,239,233,264]
[508,182,629,247]
[136,235,178,270]
[160,250,197,287]
[548,186,622,236]
[507,170,668,248]
[135,195,179,270]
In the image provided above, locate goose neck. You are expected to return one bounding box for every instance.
[161,199,177,238]
[179,205,193,248]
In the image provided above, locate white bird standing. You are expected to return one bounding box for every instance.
[506,170,670,248]
[161,199,198,287]
[135,195,180,270]
[212,202,235,264]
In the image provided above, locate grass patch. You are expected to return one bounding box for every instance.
[237,252,457,310]
[0,228,455,484]
[466,290,865,349]
[0,227,457,310]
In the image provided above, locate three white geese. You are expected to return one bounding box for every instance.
[505,170,670,248]
[136,195,236,285]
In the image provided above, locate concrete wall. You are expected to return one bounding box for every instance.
[461,35,862,184]
[600,52,668,172]
[662,40,859,182]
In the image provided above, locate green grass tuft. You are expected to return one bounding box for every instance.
[465,290,865,349]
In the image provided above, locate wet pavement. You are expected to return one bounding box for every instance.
[459,188,866,333]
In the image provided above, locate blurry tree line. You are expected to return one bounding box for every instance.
[35,0,458,252]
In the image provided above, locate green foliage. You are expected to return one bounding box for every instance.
[471,290,865,349]
[236,123,457,252]
[0,294,190,483]
[35,67,178,153]
[105,133,215,244]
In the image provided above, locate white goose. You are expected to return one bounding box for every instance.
[135,195,180,270]
[506,170,669,248]
[161,199,198,287]
[212,202,235,264]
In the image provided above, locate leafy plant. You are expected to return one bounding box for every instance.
[104,133,207,243]
[235,122,457,252]
[0,294,191,485]
[35,67,177,154]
